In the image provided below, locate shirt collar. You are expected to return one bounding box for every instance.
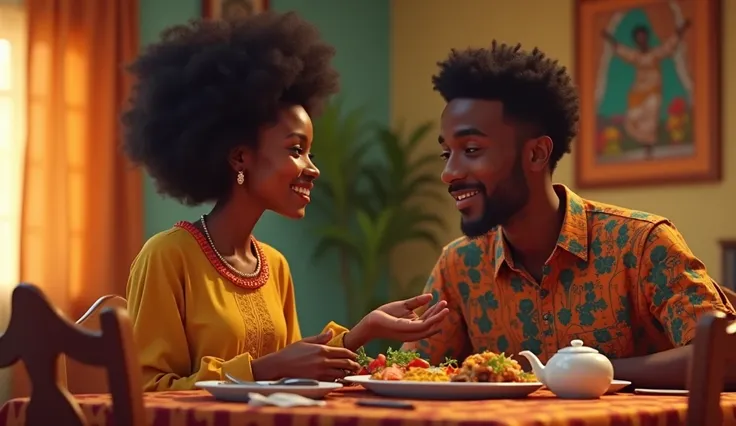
[493,184,589,277]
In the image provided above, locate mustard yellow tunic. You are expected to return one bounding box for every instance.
[126,225,348,391]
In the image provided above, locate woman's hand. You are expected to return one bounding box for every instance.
[252,330,361,382]
[344,294,449,351]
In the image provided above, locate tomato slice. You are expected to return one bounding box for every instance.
[407,358,430,369]
[367,354,386,373]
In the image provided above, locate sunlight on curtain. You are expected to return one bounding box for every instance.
[20,0,142,317]
[0,2,27,404]
[11,0,142,400]
[0,3,26,330]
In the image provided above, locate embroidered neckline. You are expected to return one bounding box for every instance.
[174,221,270,289]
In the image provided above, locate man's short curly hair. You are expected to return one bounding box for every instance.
[121,12,340,205]
[432,41,579,172]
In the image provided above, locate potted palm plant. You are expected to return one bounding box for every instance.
[310,100,446,352]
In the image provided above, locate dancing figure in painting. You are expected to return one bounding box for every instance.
[601,19,690,159]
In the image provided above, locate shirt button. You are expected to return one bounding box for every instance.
[543,313,552,322]
[540,288,550,299]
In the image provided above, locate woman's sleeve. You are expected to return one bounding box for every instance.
[126,237,257,391]
[276,253,349,347]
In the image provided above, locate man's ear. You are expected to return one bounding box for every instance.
[525,136,553,173]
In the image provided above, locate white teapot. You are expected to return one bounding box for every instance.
[518,339,613,399]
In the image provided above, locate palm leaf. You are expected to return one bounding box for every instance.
[408,152,443,173]
[405,121,434,151]
[380,228,442,253]
[348,140,372,165]
[405,211,446,229]
[356,208,393,254]
[375,127,407,182]
[361,165,389,209]
[412,187,448,204]
[312,225,364,262]
[401,174,439,199]
[390,274,430,301]
[308,194,334,217]
[347,188,381,219]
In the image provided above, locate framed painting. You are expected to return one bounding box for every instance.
[574,0,720,188]
[202,0,269,20]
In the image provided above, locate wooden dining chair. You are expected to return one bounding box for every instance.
[12,295,129,398]
[0,284,144,426]
[66,295,128,394]
[686,310,736,426]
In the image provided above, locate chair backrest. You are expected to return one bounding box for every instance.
[11,295,128,399]
[0,284,144,426]
[687,310,736,426]
[65,295,128,394]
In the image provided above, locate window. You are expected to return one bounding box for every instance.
[0,2,27,328]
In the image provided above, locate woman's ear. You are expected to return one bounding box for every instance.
[228,146,253,172]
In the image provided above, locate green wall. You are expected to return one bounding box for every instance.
[139,0,390,333]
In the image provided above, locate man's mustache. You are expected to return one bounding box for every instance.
[448,182,485,194]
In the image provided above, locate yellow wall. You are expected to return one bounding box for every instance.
[391,0,735,284]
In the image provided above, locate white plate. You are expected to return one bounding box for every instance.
[634,388,688,396]
[195,380,343,402]
[344,375,543,400]
[606,380,632,394]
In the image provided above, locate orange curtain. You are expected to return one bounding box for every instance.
[14,0,142,398]
[20,0,141,317]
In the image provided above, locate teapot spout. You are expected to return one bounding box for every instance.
[518,350,546,385]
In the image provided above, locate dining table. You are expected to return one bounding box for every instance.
[1,386,735,426]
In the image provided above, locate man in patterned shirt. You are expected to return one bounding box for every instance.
[403,41,735,389]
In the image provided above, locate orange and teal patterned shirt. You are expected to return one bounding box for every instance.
[404,185,735,364]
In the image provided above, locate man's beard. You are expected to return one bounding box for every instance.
[459,158,529,238]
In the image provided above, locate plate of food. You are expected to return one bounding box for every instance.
[344,348,543,400]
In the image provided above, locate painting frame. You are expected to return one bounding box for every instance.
[202,0,270,20]
[574,0,721,189]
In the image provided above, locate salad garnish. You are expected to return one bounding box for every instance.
[356,346,372,367]
[385,347,421,366]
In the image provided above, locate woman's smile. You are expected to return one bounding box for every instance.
[290,184,312,203]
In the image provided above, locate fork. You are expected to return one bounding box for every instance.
[224,373,320,386]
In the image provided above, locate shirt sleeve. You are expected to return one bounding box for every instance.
[276,252,348,347]
[127,238,257,391]
[638,221,736,347]
[402,248,471,365]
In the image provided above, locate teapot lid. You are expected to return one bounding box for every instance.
[557,339,599,354]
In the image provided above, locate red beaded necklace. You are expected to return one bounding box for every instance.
[175,221,270,289]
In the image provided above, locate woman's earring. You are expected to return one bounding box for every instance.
[236,170,245,185]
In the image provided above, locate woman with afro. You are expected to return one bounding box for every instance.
[122,12,449,391]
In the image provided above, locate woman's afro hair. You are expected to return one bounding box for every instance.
[121,12,340,205]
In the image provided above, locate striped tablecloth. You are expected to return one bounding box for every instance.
[1,386,735,426]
